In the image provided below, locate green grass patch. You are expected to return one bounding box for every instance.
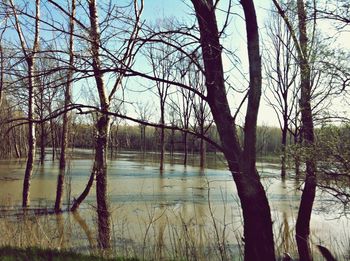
[0,246,139,261]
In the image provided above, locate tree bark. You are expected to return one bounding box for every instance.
[55,0,75,213]
[183,131,188,166]
[160,107,165,171]
[160,126,165,170]
[281,116,288,178]
[94,115,110,249]
[39,122,46,164]
[0,39,3,108]
[199,131,206,169]
[271,1,317,258]
[49,113,56,161]
[9,0,41,208]
[295,1,316,260]
[88,0,111,249]
[71,168,95,211]
[22,59,36,208]
[191,1,276,260]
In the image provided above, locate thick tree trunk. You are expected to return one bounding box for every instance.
[95,115,110,249]
[55,0,75,213]
[295,1,316,260]
[234,173,275,261]
[88,0,111,249]
[191,1,276,260]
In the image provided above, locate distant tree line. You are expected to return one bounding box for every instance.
[0,118,285,160]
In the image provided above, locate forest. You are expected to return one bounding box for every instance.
[0,0,349,261]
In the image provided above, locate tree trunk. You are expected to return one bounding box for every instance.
[183,132,188,166]
[270,1,317,258]
[95,115,110,249]
[170,129,174,157]
[22,58,36,208]
[199,134,206,169]
[109,122,114,158]
[88,0,111,249]
[10,0,40,208]
[191,1,276,260]
[0,40,3,108]
[295,1,316,260]
[281,117,288,178]
[160,126,165,171]
[55,0,75,213]
[143,126,146,152]
[40,122,46,164]
[71,168,95,212]
[12,129,21,158]
[294,131,301,177]
[50,118,56,161]
[160,105,165,170]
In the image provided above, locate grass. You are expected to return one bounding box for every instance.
[0,246,139,261]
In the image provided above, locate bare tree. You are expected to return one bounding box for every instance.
[190,58,212,169]
[169,56,196,167]
[272,0,317,259]
[316,0,350,29]
[0,11,9,108]
[136,101,152,153]
[55,0,75,213]
[66,0,144,249]
[190,1,276,260]
[264,3,299,178]
[9,0,41,208]
[147,39,174,170]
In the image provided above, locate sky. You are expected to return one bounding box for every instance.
[124,0,282,127]
[4,0,349,127]
[134,0,350,127]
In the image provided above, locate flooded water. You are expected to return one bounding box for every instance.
[0,150,349,260]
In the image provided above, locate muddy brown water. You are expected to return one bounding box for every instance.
[0,150,348,260]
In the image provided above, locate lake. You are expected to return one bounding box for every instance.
[0,150,349,260]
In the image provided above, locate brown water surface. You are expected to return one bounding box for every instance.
[0,150,348,260]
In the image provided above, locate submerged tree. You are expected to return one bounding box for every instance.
[190,0,275,260]
[55,0,75,213]
[147,41,174,170]
[9,0,41,208]
[264,3,299,178]
[272,0,317,259]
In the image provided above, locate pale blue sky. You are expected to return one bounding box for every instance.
[4,0,348,127]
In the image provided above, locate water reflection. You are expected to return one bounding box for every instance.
[72,211,95,250]
[156,175,166,260]
[0,151,348,260]
[56,213,65,249]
